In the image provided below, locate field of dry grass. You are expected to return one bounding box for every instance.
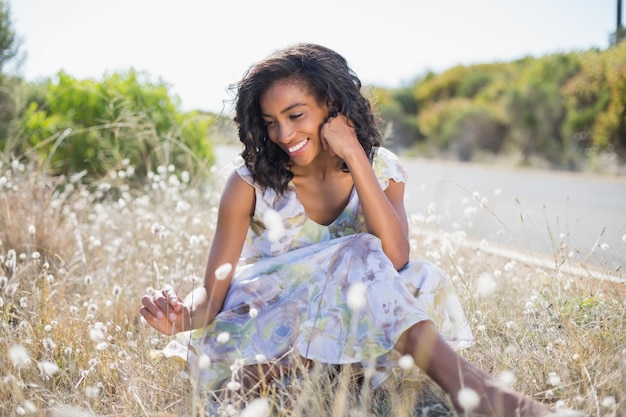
[1,156,624,417]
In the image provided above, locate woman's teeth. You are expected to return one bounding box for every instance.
[288,139,308,153]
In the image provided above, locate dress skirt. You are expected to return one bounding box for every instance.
[180,232,474,390]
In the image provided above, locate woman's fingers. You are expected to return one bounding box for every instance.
[139,285,186,334]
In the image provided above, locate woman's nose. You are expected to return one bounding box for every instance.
[277,123,294,143]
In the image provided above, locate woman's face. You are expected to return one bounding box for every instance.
[259,80,328,167]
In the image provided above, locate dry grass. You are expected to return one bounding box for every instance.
[0,155,624,417]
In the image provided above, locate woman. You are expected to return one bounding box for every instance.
[140,43,584,417]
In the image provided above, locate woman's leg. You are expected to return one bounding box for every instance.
[396,320,555,417]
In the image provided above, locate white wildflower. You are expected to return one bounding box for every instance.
[95,342,108,351]
[214,263,233,281]
[28,225,36,235]
[347,282,367,311]
[217,332,230,344]
[112,285,121,297]
[498,370,516,386]
[457,387,480,411]
[249,307,258,318]
[38,361,60,378]
[86,385,100,398]
[198,354,211,369]
[23,400,37,413]
[89,328,105,342]
[255,354,267,362]
[263,209,286,241]
[600,243,610,251]
[547,372,561,386]
[601,396,616,409]
[226,381,241,391]
[398,354,414,370]
[476,273,496,298]
[9,345,31,369]
[240,397,270,417]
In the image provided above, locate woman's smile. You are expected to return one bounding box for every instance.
[287,138,309,154]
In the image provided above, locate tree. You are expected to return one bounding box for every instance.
[0,0,21,73]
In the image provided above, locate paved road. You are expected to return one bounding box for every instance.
[215,145,626,272]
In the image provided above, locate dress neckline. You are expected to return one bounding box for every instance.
[290,183,357,227]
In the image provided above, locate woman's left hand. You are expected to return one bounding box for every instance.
[320,113,363,160]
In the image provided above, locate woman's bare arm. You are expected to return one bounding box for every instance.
[140,171,254,334]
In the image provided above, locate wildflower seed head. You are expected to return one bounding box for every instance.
[240,398,270,417]
[4,284,17,297]
[112,285,122,297]
[548,372,561,386]
[263,209,286,242]
[601,396,616,409]
[199,354,211,369]
[249,307,258,318]
[43,338,56,352]
[90,328,105,342]
[86,385,100,398]
[227,381,241,391]
[347,282,367,311]
[9,345,31,369]
[457,388,480,411]
[398,354,415,370]
[498,370,516,386]
[28,225,36,235]
[217,332,230,344]
[214,263,233,281]
[38,361,60,379]
[476,273,496,298]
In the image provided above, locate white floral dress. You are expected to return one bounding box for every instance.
[183,147,473,389]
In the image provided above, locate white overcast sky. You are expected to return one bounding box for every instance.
[8,0,623,113]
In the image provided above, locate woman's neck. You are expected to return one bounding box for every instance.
[290,150,345,181]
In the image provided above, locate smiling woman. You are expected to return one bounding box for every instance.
[139,43,587,417]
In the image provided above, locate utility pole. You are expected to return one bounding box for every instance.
[611,0,625,45]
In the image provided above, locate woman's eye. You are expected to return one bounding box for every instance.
[263,120,275,127]
[289,113,303,120]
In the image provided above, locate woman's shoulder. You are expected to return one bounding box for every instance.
[372,147,408,188]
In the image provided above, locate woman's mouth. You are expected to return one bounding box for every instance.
[288,139,309,154]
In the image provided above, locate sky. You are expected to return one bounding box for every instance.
[7,0,623,114]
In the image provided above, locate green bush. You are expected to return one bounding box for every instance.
[13,69,214,180]
[417,98,507,160]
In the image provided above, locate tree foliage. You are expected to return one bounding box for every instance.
[375,43,626,168]
[12,70,214,180]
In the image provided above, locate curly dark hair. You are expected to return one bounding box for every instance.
[232,43,382,194]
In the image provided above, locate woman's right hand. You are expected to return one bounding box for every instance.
[139,285,189,335]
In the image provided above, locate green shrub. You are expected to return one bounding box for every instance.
[13,69,214,180]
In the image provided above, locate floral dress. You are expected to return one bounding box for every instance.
[177,147,473,389]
